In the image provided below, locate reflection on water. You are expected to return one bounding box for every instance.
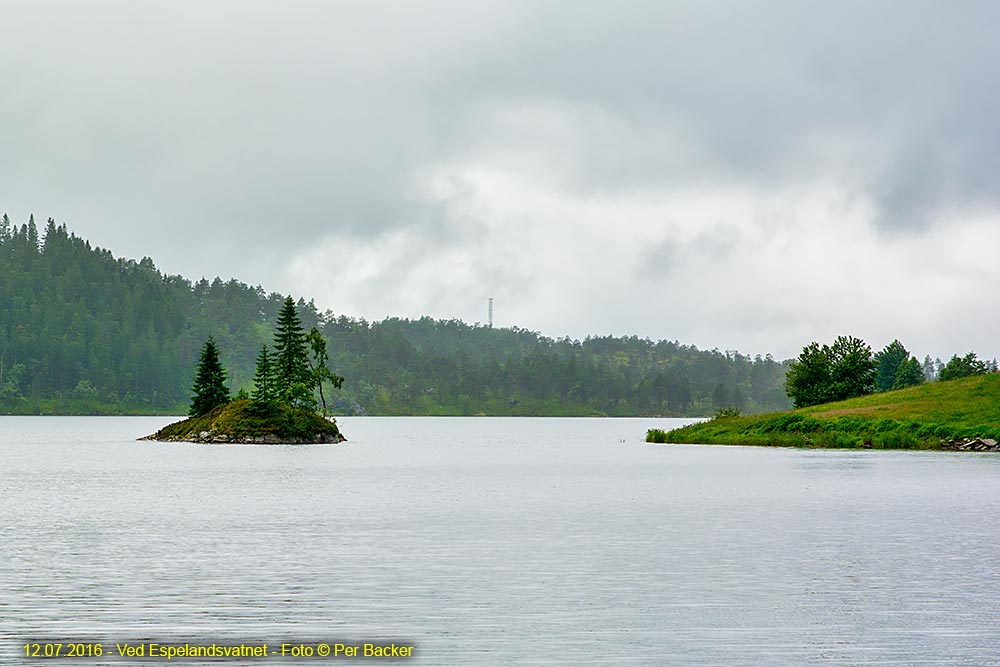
[2,416,999,666]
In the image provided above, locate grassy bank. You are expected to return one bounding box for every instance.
[649,374,1000,449]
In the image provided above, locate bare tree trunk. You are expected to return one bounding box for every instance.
[317,376,327,415]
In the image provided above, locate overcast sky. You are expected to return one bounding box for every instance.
[2,0,998,360]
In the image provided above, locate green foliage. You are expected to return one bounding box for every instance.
[827,335,876,400]
[250,345,277,412]
[938,352,990,382]
[189,336,231,416]
[785,335,875,407]
[0,362,26,403]
[659,372,1000,449]
[646,428,670,443]
[785,342,832,407]
[306,327,344,415]
[0,216,795,416]
[713,406,742,419]
[71,379,97,400]
[874,340,908,391]
[272,296,315,409]
[875,340,924,392]
[892,356,924,390]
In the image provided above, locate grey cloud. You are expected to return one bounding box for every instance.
[638,223,741,280]
[438,1,1000,225]
[4,1,998,244]
[2,0,999,353]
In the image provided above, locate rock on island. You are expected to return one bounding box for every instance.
[141,399,345,444]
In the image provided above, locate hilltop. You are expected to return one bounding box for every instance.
[650,374,1000,449]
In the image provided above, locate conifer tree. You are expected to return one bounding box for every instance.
[26,214,39,250]
[250,345,276,410]
[189,336,231,416]
[272,296,315,408]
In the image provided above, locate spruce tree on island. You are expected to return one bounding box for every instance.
[189,336,231,416]
[272,296,315,408]
[250,345,276,411]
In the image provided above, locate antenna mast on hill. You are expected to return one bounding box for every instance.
[488,296,494,328]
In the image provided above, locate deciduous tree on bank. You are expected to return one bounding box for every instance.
[189,336,231,416]
[785,342,832,407]
[785,335,876,408]
[938,352,991,381]
[827,335,876,400]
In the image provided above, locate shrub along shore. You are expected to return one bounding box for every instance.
[648,373,1000,450]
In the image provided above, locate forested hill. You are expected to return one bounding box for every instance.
[0,215,792,416]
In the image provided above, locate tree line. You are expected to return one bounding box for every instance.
[1,214,793,416]
[785,335,997,408]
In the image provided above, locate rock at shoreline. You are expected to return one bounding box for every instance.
[941,437,1000,451]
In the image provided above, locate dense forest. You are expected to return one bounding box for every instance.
[0,215,793,416]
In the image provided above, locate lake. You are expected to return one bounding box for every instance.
[2,416,999,666]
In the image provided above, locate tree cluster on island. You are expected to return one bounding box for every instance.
[785,336,997,408]
[144,295,346,443]
[189,296,343,418]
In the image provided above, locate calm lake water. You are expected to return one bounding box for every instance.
[2,416,999,666]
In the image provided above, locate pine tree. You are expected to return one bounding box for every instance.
[272,296,314,408]
[189,336,231,416]
[250,345,276,410]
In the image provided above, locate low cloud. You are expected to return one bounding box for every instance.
[2,1,999,359]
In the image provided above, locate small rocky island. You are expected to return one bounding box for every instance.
[143,296,347,445]
[142,399,344,444]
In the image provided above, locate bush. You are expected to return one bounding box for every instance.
[879,429,919,449]
[646,428,670,443]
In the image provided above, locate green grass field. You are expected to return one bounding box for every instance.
[648,374,1000,449]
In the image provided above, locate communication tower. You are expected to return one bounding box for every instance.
[488,297,494,328]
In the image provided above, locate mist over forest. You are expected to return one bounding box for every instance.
[0,215,792,416]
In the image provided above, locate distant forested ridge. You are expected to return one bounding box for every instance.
[0,215,792,416]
